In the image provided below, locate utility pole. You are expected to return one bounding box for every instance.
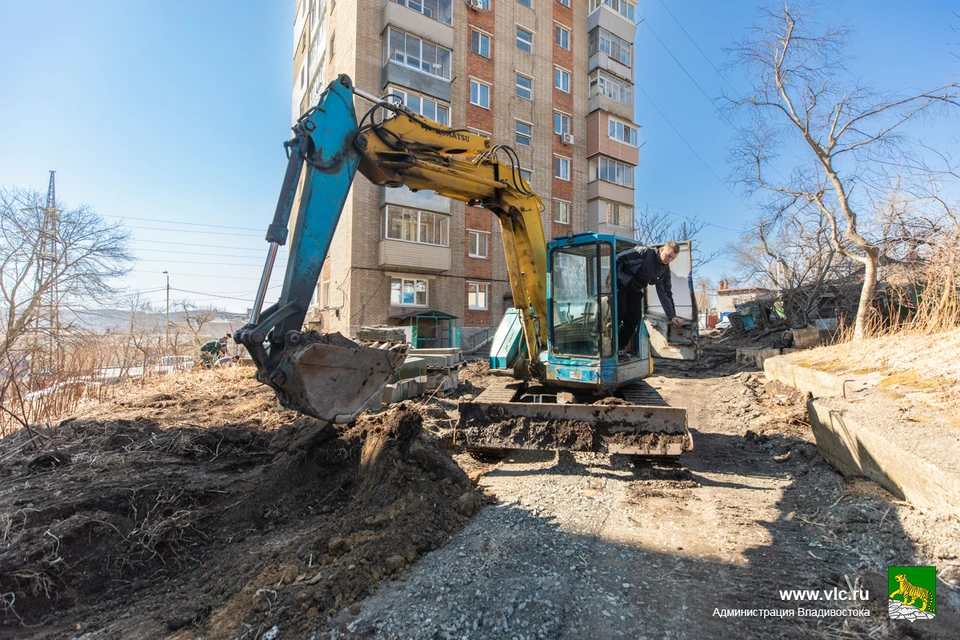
[163,271,170,352]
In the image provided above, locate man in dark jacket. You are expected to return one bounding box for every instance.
[616,241,686,353]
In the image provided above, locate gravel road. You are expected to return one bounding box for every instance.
[318,352,959,640]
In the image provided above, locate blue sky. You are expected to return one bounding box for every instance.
[1,1,958,314]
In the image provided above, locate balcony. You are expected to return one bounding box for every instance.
[589,51,632,83]
[587,180,633,204]
[588,199,635,237]
[598,220,635,237]
[381,185,451,213]
[382,62,452,102]
[379,239,451,273]
[587,4,637,43]
[587,93,633,121]
[384,0,454,50]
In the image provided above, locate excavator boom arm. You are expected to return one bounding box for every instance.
[237,75,550,421]
[354,106,549,370]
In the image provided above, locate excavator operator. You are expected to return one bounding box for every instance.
[616,240,685,355]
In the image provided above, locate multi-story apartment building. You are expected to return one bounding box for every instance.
[292,0,639,347]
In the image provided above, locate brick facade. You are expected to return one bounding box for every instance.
[294,0,637,341]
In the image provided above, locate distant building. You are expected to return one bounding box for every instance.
[715,280,775,316]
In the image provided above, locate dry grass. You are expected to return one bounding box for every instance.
[787,237,960,417]
[788,330,960,418]
[72,365,286,430]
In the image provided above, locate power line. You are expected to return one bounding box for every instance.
[634,198,742,232]
[642,21,719,110]
[130,238,277,252]
[655,0,738,94]
[136,258,281,267]
[134,246,290,261]
[645,5,802,180]
[127,225,262,237]
[131,269,268,281]
[635,84,749,208]
[170,287,262,302]
[101,213,263,232]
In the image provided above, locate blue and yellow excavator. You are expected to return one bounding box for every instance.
[236,75,698,456]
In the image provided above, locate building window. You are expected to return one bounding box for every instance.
[588,69,633,106]
[554,199,570,224]
[392,0,453,26]
[589,156,634,188]
[384,85,449,125]
[476,0,490,7]
[515,120,533,146]
[554,67,570,93]
[588,0,636,22]
[385,28,452,80]
[516,74,532,100]
[391,277,428,306]
[468,282,490,310]
[604,201,634,227]
[468,127,492,139]
[382,205,450,245]
[317,279,331,307]
[471,29,491,58]
[554,111,571,135]
[468,230,489,258]
[470,79,491,108]
[554,155,571,181]
[519,168,533,186]
[557,0,570,6]
[554,24,570,49]
[608,117,638,146]
[517,0,533,8]
[309,21,327,71]
[516,26,533,53]
[589,28,633,67]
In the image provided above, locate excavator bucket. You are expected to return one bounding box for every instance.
[270,332,408,423]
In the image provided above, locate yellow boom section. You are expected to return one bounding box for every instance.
[354,109,548,370]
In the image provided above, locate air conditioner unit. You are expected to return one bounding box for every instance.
[561,133,575,146]
[469,0,483,11]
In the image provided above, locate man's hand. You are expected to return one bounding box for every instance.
[670,317,686,327]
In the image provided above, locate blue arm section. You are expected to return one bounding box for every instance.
[238,75,361,375]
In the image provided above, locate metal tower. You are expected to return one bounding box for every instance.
[34,170,61,372]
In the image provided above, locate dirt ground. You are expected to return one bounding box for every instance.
[0,370,483,639]
[2,345,959,639]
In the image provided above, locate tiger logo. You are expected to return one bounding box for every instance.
[890,574,935,613]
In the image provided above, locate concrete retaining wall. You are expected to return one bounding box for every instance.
[763,356,877,398]
[807,397,960,519]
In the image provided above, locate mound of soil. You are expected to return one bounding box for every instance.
[0,369,482,639]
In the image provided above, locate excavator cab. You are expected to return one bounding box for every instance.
[543,233,698,390]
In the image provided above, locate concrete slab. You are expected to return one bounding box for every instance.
[764,356,878,398]
[754,348,782,369]
[792,327,821,349]
[408,349,462,368]
[736,347,761,366]
[807,396,960,518]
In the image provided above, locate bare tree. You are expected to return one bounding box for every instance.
[634,207,724,267]
[176,301,220,345]
[727,3,960,339]
[0,187,132,367]
[694,276,714,314]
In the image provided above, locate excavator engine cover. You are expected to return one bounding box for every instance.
[269,332,408,423]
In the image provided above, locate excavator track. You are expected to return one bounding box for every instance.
[457,378,692,457]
